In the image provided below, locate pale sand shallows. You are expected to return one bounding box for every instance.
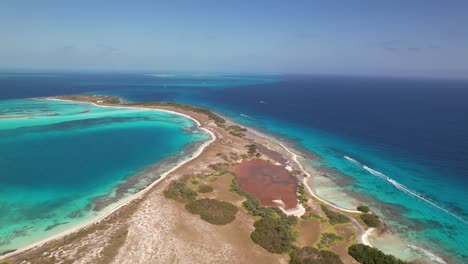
[361,228,375,247]
[4,98,374,261]
[244,125,360,213]
[1,99,216,260]
[73,100,373,248]
[280,203,306,217]
[240,124,375,246]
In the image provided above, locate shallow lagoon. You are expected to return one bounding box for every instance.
[1,73,467,263]
[0,99,209,253]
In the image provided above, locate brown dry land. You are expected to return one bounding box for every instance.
[1,95,367,264]
[231,159,298,209]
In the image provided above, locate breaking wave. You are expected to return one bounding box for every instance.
[344,155,361,165]
[408,245,447,264]
[344,155,467,224]
[240,113,256,120]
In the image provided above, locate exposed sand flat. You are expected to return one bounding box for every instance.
[4,96,289,264]
[112,180,287,264]
[3,95,377,264]
[295,220,320,248]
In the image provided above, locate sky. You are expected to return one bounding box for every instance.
[1,0,468,78]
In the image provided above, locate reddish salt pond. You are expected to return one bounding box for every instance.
[231,159,298,209]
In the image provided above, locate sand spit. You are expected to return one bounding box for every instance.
[1,99,216,261]
[3,96,381,263]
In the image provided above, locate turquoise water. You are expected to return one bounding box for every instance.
[83,74,467,263]
[1,73,466,263]
[229,114,467,263]
[0,99,209,253]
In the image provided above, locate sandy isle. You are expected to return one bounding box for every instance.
[2,95,374,264]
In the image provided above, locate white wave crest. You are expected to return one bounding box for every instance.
[344,156,467,224]
[408,245,447,264]
[344,155,362,165]
[240,113,256,120]
[363,165,389,180]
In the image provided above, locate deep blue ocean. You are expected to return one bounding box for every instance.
[0,72,467,263]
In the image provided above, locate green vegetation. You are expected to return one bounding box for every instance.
[231,174,277,218]
[251,217,296,254]
[357,205,370,213]
[106,96,121,104]
[301,207,322,220]
[230,172,298,253]
[228,125,248,137]
[320,205,350,225]
[297,183,322,220]
[245,144,258,156]
[185,198,238,225]
[231,173,297,220]
[317,233,343,248]
[208,162,230,172]
[289,246,343,264]
[228,125,247,132]
[130,102,226,127]
[229,131,246,137]
[360,214,380,228]
[291,169,302,176]
[163,181,197,203]
[197,184,214,193]
[297,183,308,205]
[348,244,407,264]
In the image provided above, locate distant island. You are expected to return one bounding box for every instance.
[1,94,406,264]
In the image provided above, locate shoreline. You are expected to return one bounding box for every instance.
[228,116,452,263]
[2,97,390,262]
[1,98,217,260]
[224,118,375,246]
[231,120,361,214]
[230,115,460,264]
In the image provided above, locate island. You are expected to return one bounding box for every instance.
[0,95,405,264]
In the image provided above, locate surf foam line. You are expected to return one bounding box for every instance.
[243,128,361,213]
[240,113,256,120]
[344,156,467,224]
[408,245,447,264]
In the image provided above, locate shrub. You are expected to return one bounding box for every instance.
[251,217,296,253]
[228,125,247,132]
[198,184,214,193]
[357,205,370,213]
[348,244,407,264]
[231,174,279,218]
[360,214,380,228]
[289,246,343,264]
[321,205,350,224]
[245,144,257,155]
[208,162,230,172]
[317,233,343,248]
[297,183,308,205]
[163,181,197,203]
[301,207,322,220]
[230,131,245,137]
[185,198,238,225]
